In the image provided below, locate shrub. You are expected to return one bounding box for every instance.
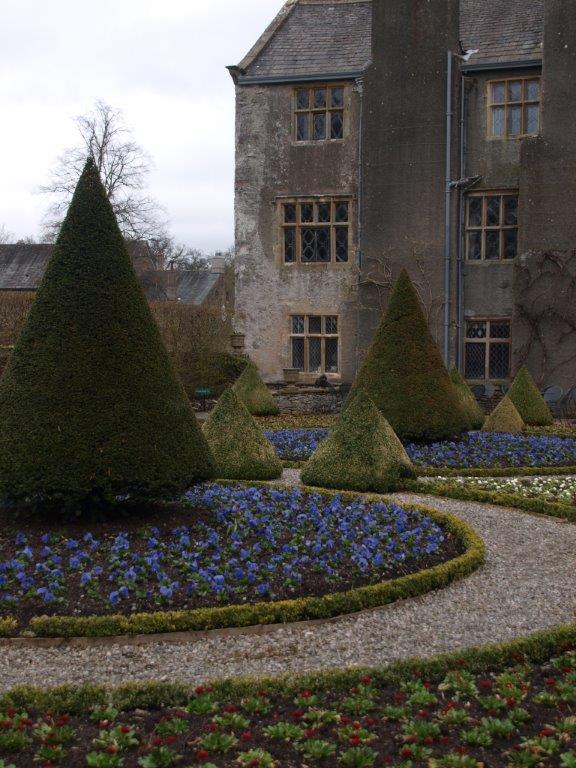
[351,270,470,441]
[232,361,280,416]
[482,396,525,434]
[507,366,554,426]
[301,389,416,493]
[0,158,214,513]
[203,389,282,480]
[450,368,485,429]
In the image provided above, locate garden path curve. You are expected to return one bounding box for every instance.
[0,482,575,692]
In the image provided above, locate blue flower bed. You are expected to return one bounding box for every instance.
[266,428,576,469]
[0,484,445,618]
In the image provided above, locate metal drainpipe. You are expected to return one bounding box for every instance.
[355,76,364,377]
[456,72,467,371]
[443,50,454,367]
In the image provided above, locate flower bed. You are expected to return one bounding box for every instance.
[1,635,576,767]
[0,484,475,638]
[428,475,576,505]
[266,429,576,472]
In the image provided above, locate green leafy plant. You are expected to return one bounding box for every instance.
[86,753,126,767]
[297,739,337,760]
[338,746,378,768]
[232,361,280,416]
[236,748,276,767]
[195,731,238,753]
[262,722,305,741]
[507,366,553,426]
[138,746,182,768]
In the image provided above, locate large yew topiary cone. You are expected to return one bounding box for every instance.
[482,396,525,434]
[507,366,554,426]
[232,360,280,416]
[352,270,470,441]
[301,389,416,493]
[450,368,485,430]
[0,158,214,511]
[203,388,282,480]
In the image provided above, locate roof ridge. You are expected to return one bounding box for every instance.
[236,0,299,74]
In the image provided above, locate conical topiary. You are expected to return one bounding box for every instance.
[507,366,554,426]
[450,368,485,430]
[301,389,416,493]
[0,158,214,511]
[232,360,280,416]
[351,270,470,441]
[482,396,525,434]
[203,388,282,480]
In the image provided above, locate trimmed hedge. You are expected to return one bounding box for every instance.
[351,270,470,441]
[203,389,282,480]
[302,390,416,493]
[482,395,525,434]
[450,368,485,429]
[0,158,214,512]
[2,622,576,713]
[417,464,576,478]
[232,361,280,416]
[0,485,484,639]
[508,366,554,426]
[407,478,576,523]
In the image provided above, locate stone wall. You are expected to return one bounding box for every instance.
[271,385,346,415]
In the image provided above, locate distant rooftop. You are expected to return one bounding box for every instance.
[235,0,543,83]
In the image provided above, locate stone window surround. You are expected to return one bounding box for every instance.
[465,190,519,262]
[277,195,355,267]
[286,308,342,382]
[464,317,512,382]
[293,83,348,144]
[486,76,541,140]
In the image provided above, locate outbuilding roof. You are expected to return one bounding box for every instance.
[235,0,543,83]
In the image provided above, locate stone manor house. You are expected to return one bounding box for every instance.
[229,0,576,391]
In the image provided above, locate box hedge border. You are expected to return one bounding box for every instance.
[1,622,575,715]
[407,479,576,523]
[284,462,576,476]
[0,483,484,639]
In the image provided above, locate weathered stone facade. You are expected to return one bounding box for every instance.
[231,0,576,392]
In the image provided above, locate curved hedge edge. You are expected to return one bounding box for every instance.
[1,622,576,714]
[417,464,576,478]
[405,479,576,523]
[0,484,485,640]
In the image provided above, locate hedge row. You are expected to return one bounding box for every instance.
[2,622,576,714]
[0,486,484,639]
[407,479,576,523]
[417,464,576,478]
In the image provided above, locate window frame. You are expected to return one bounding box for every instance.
[280,197,352,265]
[293,84,346,143]
[289,314,340,375]
[464,318,512,382]
[465,191,519,262]
[487,76,541,140]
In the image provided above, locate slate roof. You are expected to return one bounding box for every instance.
[0,244,222,306]
[175,271,221,306]
[237,0,543,82]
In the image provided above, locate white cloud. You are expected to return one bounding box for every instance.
[0,0,285,250]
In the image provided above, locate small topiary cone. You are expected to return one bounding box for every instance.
[450,368,485,430]
[507,366,554,426]
[302,388,416,493]
[232,360,280,416]
[482,396,525,434]
[203,388,282,480]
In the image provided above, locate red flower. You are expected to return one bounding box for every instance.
[120,726,131,734]
[360,676,371,685]
[194,686,205,695]
[301,690,313,699]
[5,708,16,718]
[206,723,218,733]
[352,722,362,730]
[400,747,414,758]
[479,679,492,690]
[195,749,210,761]
[545,678,557,687]
[106,745,118,754]
[166,735,176,744]
[440,736,450,745]
[540,727,555,737]
[224,704,238,713]
[349,735,361,746]
[305,729,316,738]
[292,709,303,720]
[240,731,253,742]
[340,716,350,725]
[152,737,163,747]
[365,717,376,726]
[425,736,435,745]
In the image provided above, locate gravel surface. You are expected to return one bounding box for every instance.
[0,475,574,692]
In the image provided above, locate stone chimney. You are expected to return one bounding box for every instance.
[210,254,226,274]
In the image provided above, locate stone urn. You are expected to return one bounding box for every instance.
[230,332,246,354]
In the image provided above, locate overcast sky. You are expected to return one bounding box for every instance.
[0,0,285,251]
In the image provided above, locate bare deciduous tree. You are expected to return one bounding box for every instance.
[149,236,210,272]
[39,100,167,242]
[0,225,13,244]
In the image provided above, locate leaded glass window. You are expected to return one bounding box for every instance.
[488,77,540,139]
[294,85,346,142]
[465,319,511,381]
[289,315,339,374]
[466,192,519,261]
[281,199,351,264]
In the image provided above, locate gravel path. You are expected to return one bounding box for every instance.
[0,481,574,691]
